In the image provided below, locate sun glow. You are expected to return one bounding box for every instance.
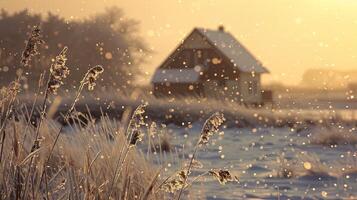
[2,0,357,86]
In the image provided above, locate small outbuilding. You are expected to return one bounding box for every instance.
[151,26,270,105]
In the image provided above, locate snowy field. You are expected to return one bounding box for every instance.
[144,122,357,200]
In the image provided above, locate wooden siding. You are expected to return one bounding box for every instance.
[238,72,262,103]
[153,83,204,97]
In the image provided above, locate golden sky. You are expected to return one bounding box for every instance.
[2,0,357,85]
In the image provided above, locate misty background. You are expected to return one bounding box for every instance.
[2,0,357,87]
[0,7,149,91]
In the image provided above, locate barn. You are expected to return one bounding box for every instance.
[151,26,270,105]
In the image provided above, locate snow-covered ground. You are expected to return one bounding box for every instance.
[147,123,357,199]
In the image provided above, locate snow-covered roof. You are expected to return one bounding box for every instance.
[196,28,269,73]
[151,68,202,83]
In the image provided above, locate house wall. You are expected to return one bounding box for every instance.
[203,60,239,81]
[201,73,263,104]
[202,80,222,98]
[238,72,262,104]
[225,80,241,101]
[153,83,204,97]
[153,70,263,104]
[202,79,241,101]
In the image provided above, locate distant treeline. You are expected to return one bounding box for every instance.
[301,69,357,90]
[0,7,149,91]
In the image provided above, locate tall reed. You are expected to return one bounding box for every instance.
[0,81,20,162]
[38,65,104,194]
[0,25,44,163]
[22,46,70,200]
[176,112,225,200]
[108,104,146,198]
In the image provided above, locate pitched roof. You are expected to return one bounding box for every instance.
[151,68,202,83]
[196,28,269,73]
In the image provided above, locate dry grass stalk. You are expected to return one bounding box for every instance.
[21,73,45,147]
[108,104,147,198]
[68,65,104,114]
[33,46,70,145]
[142,168,162,200]
[177,112,225,200]
[21,47,71,199]
[39,65,104,192]
[0,80,21,163]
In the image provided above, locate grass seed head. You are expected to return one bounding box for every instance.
[129,130,144,146]
[128,104,147,146]
[185,159,203,169]
[128,104,147,130]
[149,122,157,138]
[161,179,186,193]
[30,136,44,152]
[0,80,21,107]
[208,169,236,185]
[48,47,70,94]
[199,112,225,145]
[160,170,189,193]
[21,25,45,66]
[82,65,104,90]
[177,170,189,180]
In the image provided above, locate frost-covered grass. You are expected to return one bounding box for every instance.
[0,27,165,199]
[310,127,357,146]
[0,116,163,199]
[18,88,353,128]
[275,153,340,179]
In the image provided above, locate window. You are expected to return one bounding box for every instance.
[194,49,205,65]
[248,82,253,95]
[253,81,258,95]
[248,81,258,95]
